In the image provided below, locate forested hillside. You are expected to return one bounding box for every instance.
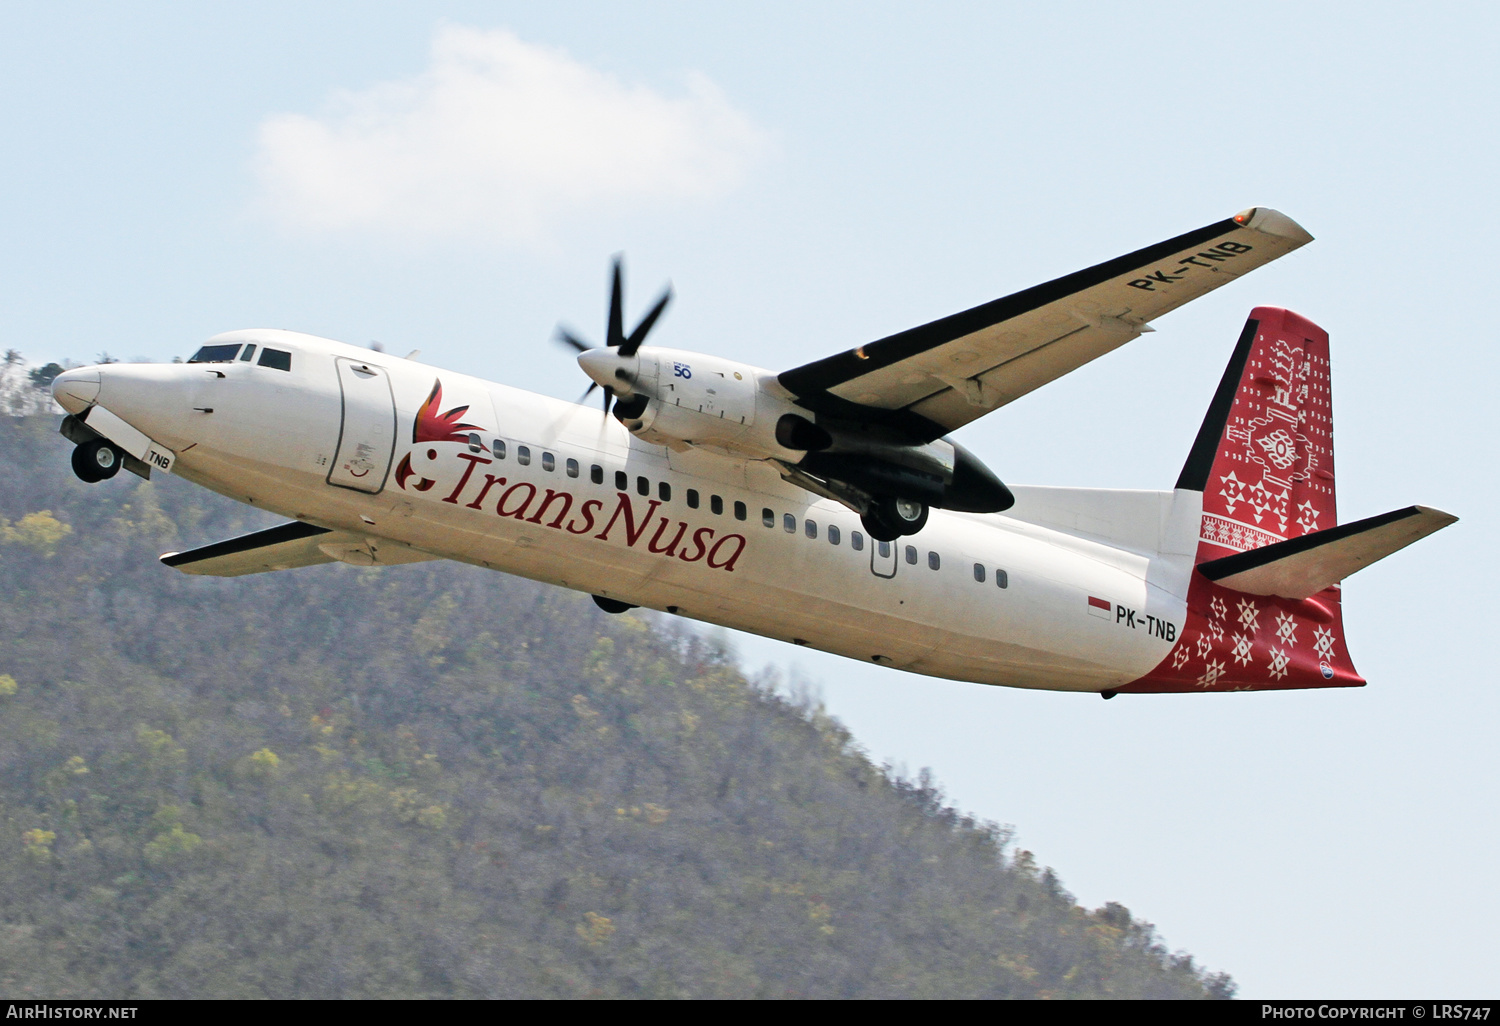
[0,412,1233,999]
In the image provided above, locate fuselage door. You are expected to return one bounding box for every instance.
[870,537,898,579]
[328,358,397,494]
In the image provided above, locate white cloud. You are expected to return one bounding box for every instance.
[255,25,769,241]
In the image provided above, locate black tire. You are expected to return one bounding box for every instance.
[872,495,928,537]
[72,440,121,483]
[592,595,636,614]
[860,510,901,542]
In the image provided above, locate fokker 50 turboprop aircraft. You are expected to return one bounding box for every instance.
[50,208,1455,696]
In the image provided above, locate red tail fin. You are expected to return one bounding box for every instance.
[1124,308,1363,694]
[1178,306,1337,558]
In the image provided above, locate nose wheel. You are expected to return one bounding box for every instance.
[71,439,123,483]
[861,496,929,541]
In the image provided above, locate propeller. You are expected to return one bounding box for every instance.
[554,256,672,417]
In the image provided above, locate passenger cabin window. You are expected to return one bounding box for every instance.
[734,501,746,521]
[517,446,531,466]
[636,476,649,497]
[878,540,891,558]
[467,433,484,454]
[238,345,257,362]
[258,348,292,371]
[783,513,796,533]
[996,569,1009,589]
[851,530,864,551]
[828,525,841,546]
[566,458,579,478]
[659,481,671,502]
[542,452,555,472]
[493,439,507,459]
[762,508,774,528]
[711,495,724,515]
[687,489,700,509]
[973,563,986,583]
[188,344,241,363]
[615,471,628,491]
[904,545,918,565]
[591,465,603,484]
[928,551,941,571]
[805,520,817,539]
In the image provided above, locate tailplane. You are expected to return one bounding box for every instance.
[1198,505,1456,600]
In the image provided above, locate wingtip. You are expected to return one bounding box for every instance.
[159,551,196,573]
[1412,505,1460,528]
[1235,206,1314,246]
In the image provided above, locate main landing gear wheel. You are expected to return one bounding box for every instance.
[71,440,122,483]
[861,496,929,541]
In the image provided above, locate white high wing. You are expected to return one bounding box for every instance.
[50,209,1456,697]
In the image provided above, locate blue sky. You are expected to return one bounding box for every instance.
[3,2,1495,996]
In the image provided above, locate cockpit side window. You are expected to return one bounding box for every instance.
[188,344,241,363]
[238,344,257,362]
[257,348,292,371]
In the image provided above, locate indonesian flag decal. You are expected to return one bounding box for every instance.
[1087,596,1113,619]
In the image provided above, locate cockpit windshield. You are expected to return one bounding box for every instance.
[187,344,242,364]
[186,342,294,370]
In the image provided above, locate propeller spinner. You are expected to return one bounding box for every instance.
[555,256,672,418]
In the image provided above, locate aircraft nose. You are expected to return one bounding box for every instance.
[86,363,201,451]
[52,367,101,414]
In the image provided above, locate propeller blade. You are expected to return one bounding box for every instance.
[619,286,673,357]
[607,257,625,349]
[556,327,594,354]
[596,387,614,446]
[558,255,671,425]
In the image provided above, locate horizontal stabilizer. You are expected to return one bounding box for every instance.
[1197,506,1457,599]
[161,522,437,577]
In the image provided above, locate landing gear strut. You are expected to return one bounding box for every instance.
[861,496,929,541]
[71,440,122,483]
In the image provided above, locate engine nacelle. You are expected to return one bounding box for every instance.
[582,345,1012,516]
[608,347,803,460]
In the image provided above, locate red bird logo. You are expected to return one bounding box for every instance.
[395,379,489,491]
[413,379,484,444]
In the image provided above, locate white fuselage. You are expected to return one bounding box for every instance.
[60,330,1198,694]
